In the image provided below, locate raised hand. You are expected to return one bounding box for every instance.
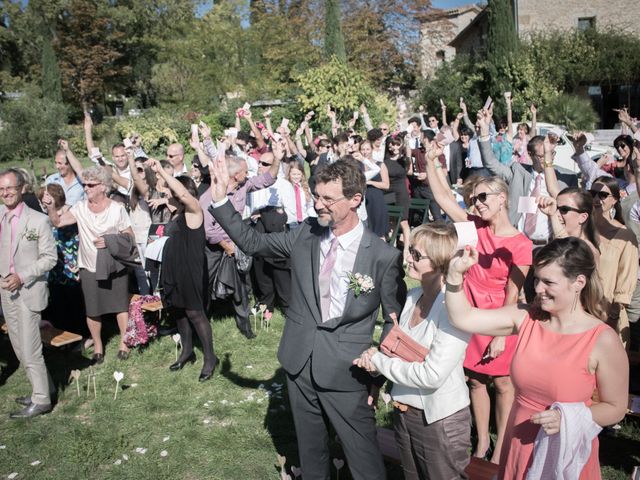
[530,104,537,115]
[615,107,632,126]
[42,191,55,209]
[57,139,69,152]
[198,121,212,140]
[537,196,557,217]
[304,111,315,122]
[448,245,479,276]
[208,152,230,203]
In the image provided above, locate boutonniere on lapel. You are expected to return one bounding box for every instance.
[22,228,39,241]
[346,272,374,297]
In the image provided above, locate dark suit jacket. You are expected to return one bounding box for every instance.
[210,200,406,392]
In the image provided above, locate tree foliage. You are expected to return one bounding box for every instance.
[41,34,62,103]
[324,0,346,61]
[540,93,599,131]
[0,92,68,162]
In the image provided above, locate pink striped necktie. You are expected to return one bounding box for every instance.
[319,238,338,322]
[294,184,303,223]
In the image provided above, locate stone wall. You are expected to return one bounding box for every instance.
[516,0,639,37]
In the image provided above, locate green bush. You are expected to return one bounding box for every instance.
[0,93,68,162]
[539,93,598,131]
[114,109,191,157]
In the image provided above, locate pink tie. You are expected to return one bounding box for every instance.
[524,175,543,237]
[319,238,338,322]
[294,184,303,223]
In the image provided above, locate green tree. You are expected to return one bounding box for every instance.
[541,93,598,131]
[324,0,346,61]
[485,0,518,98]
[41,33,62,103]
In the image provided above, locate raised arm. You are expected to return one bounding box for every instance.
[542,137,562,198]
[243,110,267,151]
[615,107,637,135]
[477,109,514,182]
[424,146,467,222]
[504,92,513,142]
[445,247,526,335]
[460,98,475,131]
[530,104,537,137]
[41,192,78,228]
[360,104,373,131]
[83,111,96,156]
[440,99,448,127]
[127,150,149,198]
[150,158,202,228]
[58,139,84,177]
[570,133,611,189]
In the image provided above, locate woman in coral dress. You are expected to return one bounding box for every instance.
[426,149,532,463]
[445,237,629,479]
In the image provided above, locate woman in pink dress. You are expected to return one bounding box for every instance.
[425,146,533,463]
[445,238,629,479]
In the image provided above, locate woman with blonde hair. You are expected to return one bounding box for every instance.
[354,222,472,479]
[425,146,532,464]
[43,165,134,363]
[285,161,313,228]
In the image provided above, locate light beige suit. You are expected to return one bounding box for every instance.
[0,203,57,405]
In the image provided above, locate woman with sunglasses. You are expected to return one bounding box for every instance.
[353,223,471,479]
[43,165,134,363]
[424,146,532,464]
[445,238,628,480]
[590,176,638,349]
[610,135,638,184]
[537,188,600,266]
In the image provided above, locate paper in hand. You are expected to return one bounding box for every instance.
[454,222,478,250]
[483,96,493,110]
[280,118,289,129]
[123,138,133,149]
[584,133,595,145]
[517,196,538,214]
[90,147,101,158]
[242,102,251,111]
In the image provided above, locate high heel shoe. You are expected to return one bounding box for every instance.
[198,356,219,382]
[169,352,196,371]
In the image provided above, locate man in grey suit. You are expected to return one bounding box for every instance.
[208,157,406,480]
[0,169,57,418]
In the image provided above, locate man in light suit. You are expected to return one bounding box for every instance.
[0,169,57,418]
[208,157,406,480]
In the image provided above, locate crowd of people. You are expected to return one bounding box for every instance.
[0,96,637,479]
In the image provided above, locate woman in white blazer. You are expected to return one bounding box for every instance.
[354,223,471,479]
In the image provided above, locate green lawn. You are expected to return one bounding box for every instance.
[0,308,638,479]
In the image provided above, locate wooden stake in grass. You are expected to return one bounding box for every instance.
[332,458,344,480]
[113,371,124,400]
[258,304,266,329]
[171,334,181,361]
[250,307,258,331]
[69,369,81,396]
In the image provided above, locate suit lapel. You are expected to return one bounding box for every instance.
[341,228,373,316]
[11,207,29,258]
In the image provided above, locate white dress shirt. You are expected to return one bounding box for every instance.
[517,171,551,242]
[249,177,297,224]
[321,222,364,320]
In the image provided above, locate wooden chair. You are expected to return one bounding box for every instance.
[386,205,404,246]
[409,198,431,225]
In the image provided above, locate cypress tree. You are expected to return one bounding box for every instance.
[324,0,346,61]
[42,34,63,103]
[486,0,517,65]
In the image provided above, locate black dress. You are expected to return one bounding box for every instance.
[385,156,411,220]
[365,164,389,237]
[161,213,208,311]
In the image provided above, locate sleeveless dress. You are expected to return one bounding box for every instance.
[499,314,608,479]
[463,215,533,376]
[160,213,208,311]
[365,163,389,237]
[385,156,411,220]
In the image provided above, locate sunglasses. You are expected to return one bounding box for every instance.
[408,245,428,262]
[469,192,499,205]
[557,205,584,215]
[259,161,273,167]
[588,190,612,200]
[614,143,628,150]
[83,183,102,189]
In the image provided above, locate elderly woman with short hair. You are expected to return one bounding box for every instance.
[43,165,134,364]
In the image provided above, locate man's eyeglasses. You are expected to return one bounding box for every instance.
[557,205,584,215]
[589,190,612,200]
[167,153,181,158]
[83,183,102,189]
[408,245,428,263]
[469,192,499,205]
[0,185,19,194]
[312,194,345,207]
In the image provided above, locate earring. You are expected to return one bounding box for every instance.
[570,290,579,313]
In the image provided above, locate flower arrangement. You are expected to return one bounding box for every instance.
[23,228,39,241]
[346,272,374,297]
[124,295,161,347]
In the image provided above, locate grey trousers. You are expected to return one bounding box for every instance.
[393,405,471,480]
[1,291,53,405]
[286,358,386,480]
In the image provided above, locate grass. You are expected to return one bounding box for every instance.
[0,307,638,479]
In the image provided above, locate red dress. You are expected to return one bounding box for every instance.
[463,215,533,376]
[499,314,607,479]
